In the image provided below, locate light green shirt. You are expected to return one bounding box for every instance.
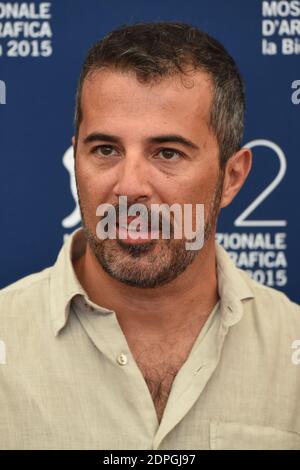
[0,228,300,450]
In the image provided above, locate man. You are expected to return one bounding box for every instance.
[1,21,300,450]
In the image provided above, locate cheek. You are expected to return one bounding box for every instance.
[175,172,218,205]
[76,158,113,208]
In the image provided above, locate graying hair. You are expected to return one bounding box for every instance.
[74,21,245,167]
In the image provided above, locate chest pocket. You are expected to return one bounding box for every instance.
[210,422,300,450]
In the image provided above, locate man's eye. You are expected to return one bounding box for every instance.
[92,145,118,157]
[157,148,182,161]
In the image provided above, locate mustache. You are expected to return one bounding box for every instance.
[99,203,175,233]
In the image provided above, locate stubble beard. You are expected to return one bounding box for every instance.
[77,173,224,289]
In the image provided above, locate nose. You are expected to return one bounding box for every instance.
[113,154,152,203]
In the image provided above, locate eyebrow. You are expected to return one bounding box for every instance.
[82,132,200,151]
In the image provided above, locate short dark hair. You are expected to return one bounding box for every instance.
[74,21,245,167]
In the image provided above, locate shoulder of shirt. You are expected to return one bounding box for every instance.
[0,268,55,336]
[0,268,54,327]
[237,266,300,318]
[0,267,51,298]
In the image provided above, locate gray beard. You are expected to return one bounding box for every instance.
[77,171,224,288]
[82,229,198,288]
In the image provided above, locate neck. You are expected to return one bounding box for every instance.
[73,236,219,337]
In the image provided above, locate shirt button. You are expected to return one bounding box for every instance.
[117,353,128,366]
[82,299,94,311]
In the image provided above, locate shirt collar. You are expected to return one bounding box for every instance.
[215,242,254,328]
[49,228,255,336]
[49,228,85,336]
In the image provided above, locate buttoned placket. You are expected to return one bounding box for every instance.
[70,292,244,449]
[71,295,160,441]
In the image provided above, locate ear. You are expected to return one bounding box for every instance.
[220,147,252,209]
[72,136,76,148]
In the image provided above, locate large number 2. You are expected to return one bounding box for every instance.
[234,139,287,227]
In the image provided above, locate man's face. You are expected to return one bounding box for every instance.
[74,67,224,288]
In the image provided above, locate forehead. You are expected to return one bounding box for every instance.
[80,67,214,137]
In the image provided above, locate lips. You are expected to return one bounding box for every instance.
[117,216,152,231]
[116,217,160,243]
